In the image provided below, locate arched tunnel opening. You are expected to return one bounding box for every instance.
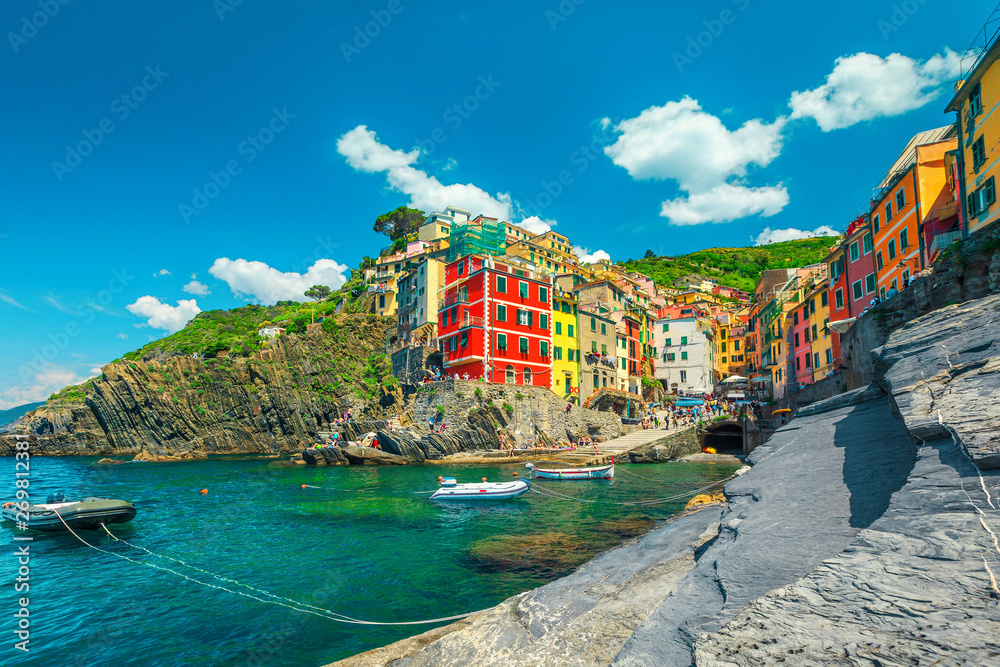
[701,422,744,453]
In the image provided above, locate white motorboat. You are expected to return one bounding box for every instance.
[430,477,530,501]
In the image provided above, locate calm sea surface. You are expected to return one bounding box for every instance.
[2,456,736,666]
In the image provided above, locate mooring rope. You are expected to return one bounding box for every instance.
[48,510,487,626]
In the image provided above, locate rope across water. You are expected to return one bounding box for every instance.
[50,509,488,626]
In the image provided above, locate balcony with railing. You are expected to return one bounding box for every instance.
[439,292,471,308]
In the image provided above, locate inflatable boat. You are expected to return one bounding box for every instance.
[2,494,136,532]
[430,478,530,501]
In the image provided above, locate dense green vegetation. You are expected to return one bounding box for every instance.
[49,379,98,403]
[622,237,838,292]
[117,268,373,362]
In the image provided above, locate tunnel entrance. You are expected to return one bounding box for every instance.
[701,421,744,453]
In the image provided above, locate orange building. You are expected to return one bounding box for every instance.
[870,126,958,298]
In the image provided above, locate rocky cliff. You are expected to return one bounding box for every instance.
[1,315,402,458]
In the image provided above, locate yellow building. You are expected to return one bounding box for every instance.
[946,34,1000,235]
[806,283,835,383]
[552,290,581,402]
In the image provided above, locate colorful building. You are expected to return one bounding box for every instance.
[437,255,553,387]
[842,216,876,316]
[870,127,957,298]
[654,309,714,395]
[552,290,581,402]
[578,308,618,403]
[946,31,1000,236]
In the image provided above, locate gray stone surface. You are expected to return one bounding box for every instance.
[876,293,1000,468]
[613,392,916,666]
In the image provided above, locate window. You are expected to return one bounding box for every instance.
[457,260,465,275]
[873,213,880,234]
[849,241,860,262]
[681,352,688,360]
[720,329,727,339]
[862,233,873,254]
[497,333,507,350]
[721,356,727,364]
[460,331,468,348]
[601,344,608,355]
[887,239,897,261]
[806,353,812,368]
[506,365,515,384]
[518,282,528,298]
[540,341,549,357]
[496,275,506,293]
[379,295,386,308]
[902,268,910,284]
[720,342,727,353]
[662,323,669,332]
[554,346,562,360]
[667,353,676,361]
[519,337,529,354]
[794,332,800,347]
[885,201,893,222]
[664,338,671,346]
[555,321,562,335]
[516,309,533,326]
[821,291,828,307]
[896,188,905,211]
[852,280,863,301]
[793,312,799,325]
[680,336,687,345]
[600,323,606,335]
[496,304,507,322]
[826,349,834,364]
[796,357,801,371]
[734,339,740,351]
[539,314,549,330]
[591,341,597,353]
[539,286,548,303]
[590,317,596,331]
[865,273,876,294]
[876,251,884,270]
[523,368,532,385]
[968,176,997,217]
[680,370,687,382]
[835,289,844,309]
[973,135,987,171]
[971,82,983,116]
[900,227,909,249]
[811,324,817,340]
[568,324,574,337]
[804,329,809,343]
[593,372,599,389]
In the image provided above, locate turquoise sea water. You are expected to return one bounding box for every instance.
[2,456,736,666]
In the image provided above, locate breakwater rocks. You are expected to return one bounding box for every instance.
[330,292,1000,666]
[1,316,395,458]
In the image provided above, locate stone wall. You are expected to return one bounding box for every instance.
[408,379,624,446]
[623,426,701,463]
[775,371,846,412]
[390,345,437,384]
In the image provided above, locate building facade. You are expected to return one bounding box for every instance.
[552,290,581,402]
[578,309,618,403]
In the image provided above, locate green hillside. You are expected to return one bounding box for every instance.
[0,401,45,428]
[622,236,838,293]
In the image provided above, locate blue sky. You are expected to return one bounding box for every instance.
[0,0,988,407]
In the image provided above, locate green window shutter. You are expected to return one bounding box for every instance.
[555,322,562,335]
[591,341,597,353]
[519,282,528,298]
[662,323,669,332]
[541,341,549,357]
[601,323,606,335]
[497,304,506,322]
[601,344,607,355]
[519,337,529,353]
[568,324,574,337]
[681,336,687,345]
[681,352,688,360]
[497,333,507,350]
[539,287,548,302]
[540,314,548,330]
[590,317,596,331]
[665,338,671,346]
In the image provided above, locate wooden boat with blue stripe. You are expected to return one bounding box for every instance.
[527,463,615,480]
[430,479,530,501]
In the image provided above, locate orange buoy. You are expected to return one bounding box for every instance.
[512,472,518,477]
[437,476,443,482]
[301,484,307,489]
[199,489,208,495]
[482,477,487,482]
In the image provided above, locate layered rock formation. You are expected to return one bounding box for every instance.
[1,316,399,458]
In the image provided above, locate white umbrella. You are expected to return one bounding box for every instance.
[722,375,747,383]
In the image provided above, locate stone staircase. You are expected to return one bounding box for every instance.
[558,425,690,464]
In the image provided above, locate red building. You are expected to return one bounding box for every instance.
[843,216,876,317]
[825,242,849,368]
[790,301,814,387]
[623,314,642,378]
[438,255,554,387]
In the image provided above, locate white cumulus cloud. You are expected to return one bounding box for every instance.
[789,50,961,131]
[126,296,201,333]
[753,226,840,246]
[0,366,91,411]
[337,125,513,220]
[517,216,555,235]
[661,184,790,226]
[154,269,171,277]
[573,246,611,264]
[117,332,128,339]
[604,97,789,225]
[183,280,211,296]
[208,258,349,305]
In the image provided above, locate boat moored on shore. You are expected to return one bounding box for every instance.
[525,463,615,480]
